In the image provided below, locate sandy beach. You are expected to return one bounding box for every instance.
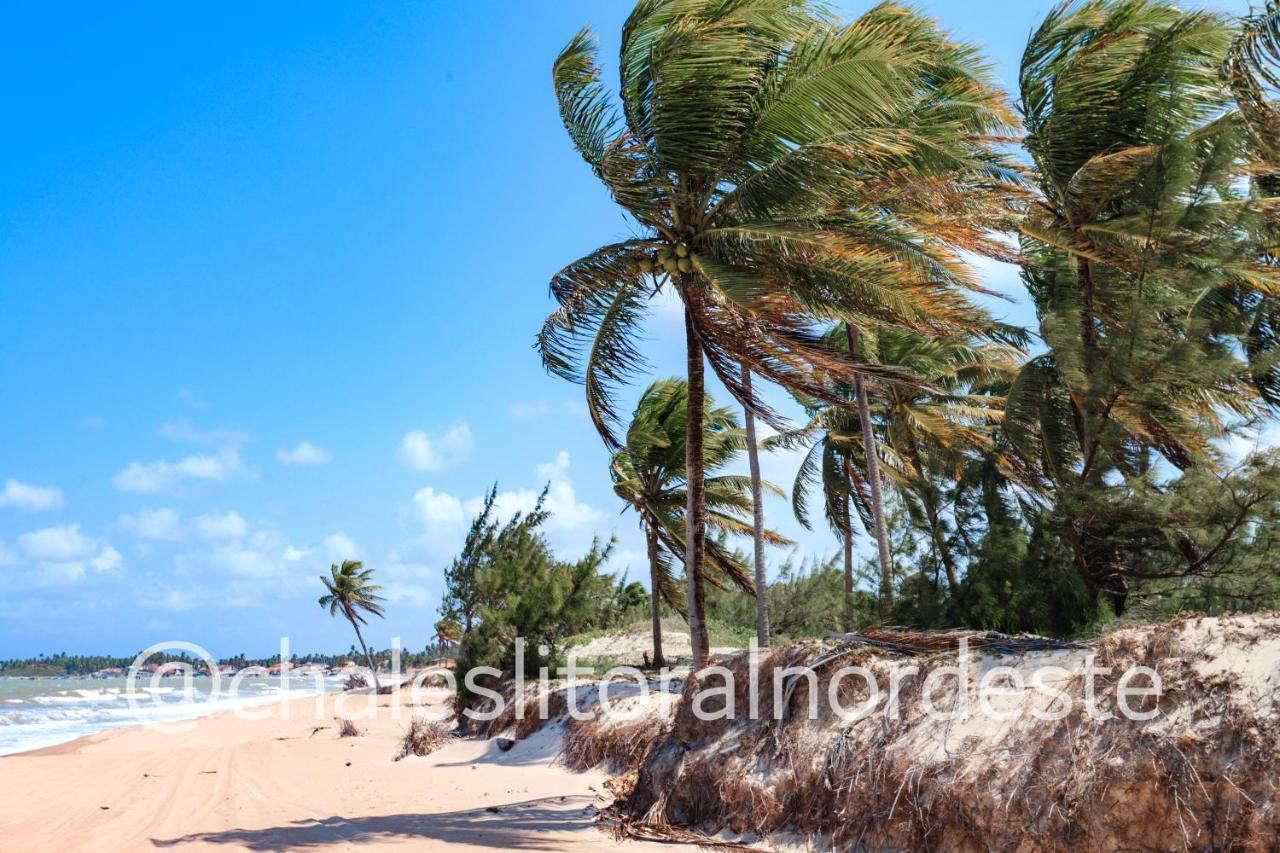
[0,687,672,852]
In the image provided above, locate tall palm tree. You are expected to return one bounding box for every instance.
[844,322,894,606]
[318,561,386,689]
[776,391,878,631]
[1008,0,1280,611]
[860,327,1022,590]
[611,379,788,667]
[539,0,1020,663]
[777,323,1018,620]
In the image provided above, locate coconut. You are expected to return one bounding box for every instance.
[677,257,693,273]
[675,243,689,258]
[638,258,655,274]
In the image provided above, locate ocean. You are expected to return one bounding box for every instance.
[0,674,339,755]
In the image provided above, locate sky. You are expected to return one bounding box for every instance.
[0,0,1254,659]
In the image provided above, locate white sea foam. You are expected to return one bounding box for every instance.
[0,676,332,756]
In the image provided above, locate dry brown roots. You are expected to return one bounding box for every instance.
[617,620,1280,850]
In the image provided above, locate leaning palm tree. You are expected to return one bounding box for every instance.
[318,561,386,689]
[611,379,788,667]
[1008,0,1280,611]
[856,327,1022,590]
[540,0,1021,663]
[775,391,879,631]
[433,617,462,663]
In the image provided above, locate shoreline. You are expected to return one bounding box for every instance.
[0,676,336,757]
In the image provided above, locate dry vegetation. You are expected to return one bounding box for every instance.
[394,717,450,761]
[336,717,361,738]
[596,615,1280,850]
[561,711,670,774]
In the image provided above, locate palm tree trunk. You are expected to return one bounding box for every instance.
[348,614,381,690]
[644,523,667,670]
[903,432,960,591]
[740,365,770,649]
[684,302,710,667]
[846,322,894,607]
[842,478,855,633]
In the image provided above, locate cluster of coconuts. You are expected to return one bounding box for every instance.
[635,242,695,276]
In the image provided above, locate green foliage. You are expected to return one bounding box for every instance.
[526,0,1280,646]
[540,1,1021,447]
[444,490,641,705]
[612,378,788,608]
[1008,0,1280,611]
[703,554,880,641]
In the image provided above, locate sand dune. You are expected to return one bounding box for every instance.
[0,687,673,852]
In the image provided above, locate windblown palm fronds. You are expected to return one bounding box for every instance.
[319,560,386,689]
[1009,0,1280,610]
[541,0,1022,662]
[611,379,789,666]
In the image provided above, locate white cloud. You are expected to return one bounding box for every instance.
[113,449,247,495]
[157,418,250,447]
[142,585,201,612]
[410,487,467,530]
[379,552,434,607]
[119,507,184,541]
[20,524,99,561]
[276,441,333,466]
[403,451,601,562]
[0,479,65,511]
[164,525,316,608]
[476,451,600,531]
[508,398,586,420]
[282,545,311,562]
[322,532,360,562]
[399,422,474,471]
[90,546,122,573]
[194,510,248,540]
[17,524,121,585]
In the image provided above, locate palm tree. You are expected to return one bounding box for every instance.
[611,379,787,667]
[433,617,461,664]
[778,324,1018,621]
[860,327,1022,590]
[776,392,877,631]
[318,561,386,689]
[1008,0,1280,611]
[539,0,1020,663]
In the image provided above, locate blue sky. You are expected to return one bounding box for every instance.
[0,0,1252,658]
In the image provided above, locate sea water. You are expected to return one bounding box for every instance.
[0,674,340,755]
